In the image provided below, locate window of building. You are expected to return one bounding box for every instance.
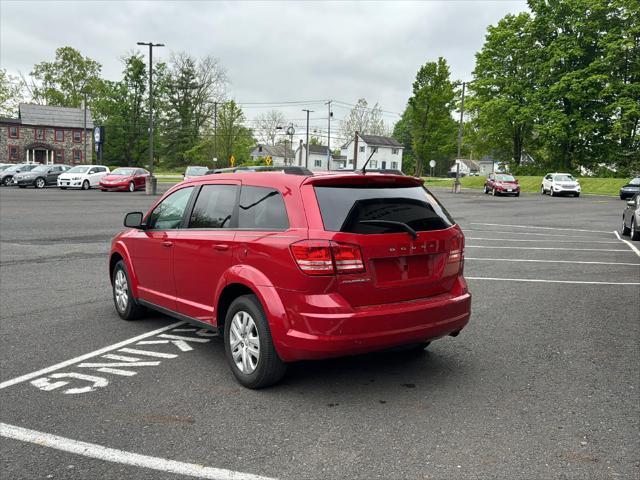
[391,162,398,169]
[189,184,238,229]
[8,126,19,139]
[73,130,82,142]
[238,186,289,230]
[314,159,322,167]
[72,150,82,163]
[370,160,378,168]
[8,146,19,161]
[147,187,195,230]
[55,150,64,163]
[392,148,398,155]
[348,159,354,165]
[359,146,365,153]
[55,129,64,142]
[35,128,45,140]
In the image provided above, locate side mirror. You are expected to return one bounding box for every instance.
[628,200,636,207]
[124,212,144,229]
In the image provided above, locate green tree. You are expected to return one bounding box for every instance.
[214,101,254,167]
[392,109,416,174]
[469,12,538,165]
[407,58,457,177]
[30,47,102,108]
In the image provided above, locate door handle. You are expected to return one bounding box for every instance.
[213,244,229,251]
[162,241,173,248]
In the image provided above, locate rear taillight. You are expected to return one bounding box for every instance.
[290,240,365,275]
[447,234,465,274]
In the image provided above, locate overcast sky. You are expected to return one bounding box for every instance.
[1,0,528,144]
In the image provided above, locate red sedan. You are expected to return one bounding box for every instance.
[99,167,149,192]
[483,173,520,196]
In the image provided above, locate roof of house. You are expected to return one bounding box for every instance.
[251,144,294,158]
[455,159,480,170]
[341,134,403,149]
[17,103,94,129]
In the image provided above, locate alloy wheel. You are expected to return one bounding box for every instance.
[114,269,129,313]
[36,178,45,189]
[129,182,135,192]
[229,310,260,374]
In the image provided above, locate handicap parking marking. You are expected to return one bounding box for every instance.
[0,422,276,480]
[0,321,218,395]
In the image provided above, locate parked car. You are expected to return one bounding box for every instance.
[58,165,110,190]
[110,171,471,388]
[541,173,581,197]
[0,163,14,171]
[621,194,640,241]
[484,173,520,196]
[14,164,71,188]
[183,166,209,181]
[619,177,640,200]
[0,164,40,186]
[99,167,149,192]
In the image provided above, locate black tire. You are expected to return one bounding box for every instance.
[515,192,520,197]
[18,185,26,189]
[60,187,67,190]
[3,176,13,186]
[82,180,90,190]
[35,177,45,189]
[631,219,640,241]
[492,188,497,196]
[621,215,630,236]
[540,185,545,195]
[575,193,580,197]
[550,188,555,197]
[483,186,488,194]
[128,181,135,192]
[111,260,145,320]
[224,294,287,389]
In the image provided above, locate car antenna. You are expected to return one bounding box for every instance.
[361,150,376,175]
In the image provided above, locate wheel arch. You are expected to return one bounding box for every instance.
[109,243,140,298]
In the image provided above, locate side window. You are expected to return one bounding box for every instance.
[189,184,238,229]
[89,168,97,174]
[147,187,194,230]
[238,186,289,230]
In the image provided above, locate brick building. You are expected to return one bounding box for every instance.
[0,104,94,165]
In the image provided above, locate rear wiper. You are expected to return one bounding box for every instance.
[358,220,418,240]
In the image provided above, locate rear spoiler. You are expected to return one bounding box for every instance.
[303,173,423,187]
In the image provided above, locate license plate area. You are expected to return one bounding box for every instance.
[373,254,440,284]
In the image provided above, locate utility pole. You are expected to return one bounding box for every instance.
[325,100,332,171]
[454,81,466,193]
[213,101,218,164]
[302,109,313,169]
[353,131,359,171]
[137,41,164,195]
[286,124,295,166]
[83,91,88,165]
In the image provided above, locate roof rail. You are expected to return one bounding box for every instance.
[206,166,313,176]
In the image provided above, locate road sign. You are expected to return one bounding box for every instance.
[265,156,272,166]
[429,160,436,168]
[230,155,235,166]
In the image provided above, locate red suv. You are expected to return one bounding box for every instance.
[109,169,471,388]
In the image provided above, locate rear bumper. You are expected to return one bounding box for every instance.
[272,277,471,361]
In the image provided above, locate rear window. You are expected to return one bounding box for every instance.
[314,185,454,234]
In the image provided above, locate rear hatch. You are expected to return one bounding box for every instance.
[308,177,464,307]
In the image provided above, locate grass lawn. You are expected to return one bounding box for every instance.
[423,176,630,197]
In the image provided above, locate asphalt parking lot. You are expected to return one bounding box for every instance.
[1,184,638,480]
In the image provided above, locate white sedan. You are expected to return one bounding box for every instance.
[541,173,581,197]
[58,165,110,190]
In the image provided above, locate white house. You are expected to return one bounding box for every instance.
[341,134,403,171]
[449,158,480,176]
[249,144,294,166]
[292,142,346,171]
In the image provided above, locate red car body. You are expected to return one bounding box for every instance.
[100,168,149,192]
[484,173,520,196]
[109,172,471,363]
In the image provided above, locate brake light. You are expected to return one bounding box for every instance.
[290,240,365,275]
[447,234,465,274]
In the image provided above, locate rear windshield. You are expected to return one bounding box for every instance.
[314,185,455,234]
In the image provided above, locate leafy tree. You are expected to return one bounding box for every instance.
[214,101,254,167]
[30,47,102,108]
[0,69,26,117]
[469,12,538,165]
[392,109,416,174]
[254,110,286,145]
[339,98,387,140]
[407,58,457,177]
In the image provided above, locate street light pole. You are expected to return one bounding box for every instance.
[137,41,164,195]
[325,100,332,171]
[454,81,466,193]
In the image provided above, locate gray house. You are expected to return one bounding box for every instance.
[0,104,94,165]
[250,144,295,166]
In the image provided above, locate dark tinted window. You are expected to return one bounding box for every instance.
[147,187,194,230]
[238,186,289,230]
[189,184,237,228]
[314,185,454,234]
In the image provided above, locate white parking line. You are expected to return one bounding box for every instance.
[0,321,184,390]
[466,277,640,286]
[467,237,619,244]
[463,229,596,238]
[614,230,640,257]
[0,423,275,480]
[470,222,612,234]
[466,245,628,252]
[465,257,640,266]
